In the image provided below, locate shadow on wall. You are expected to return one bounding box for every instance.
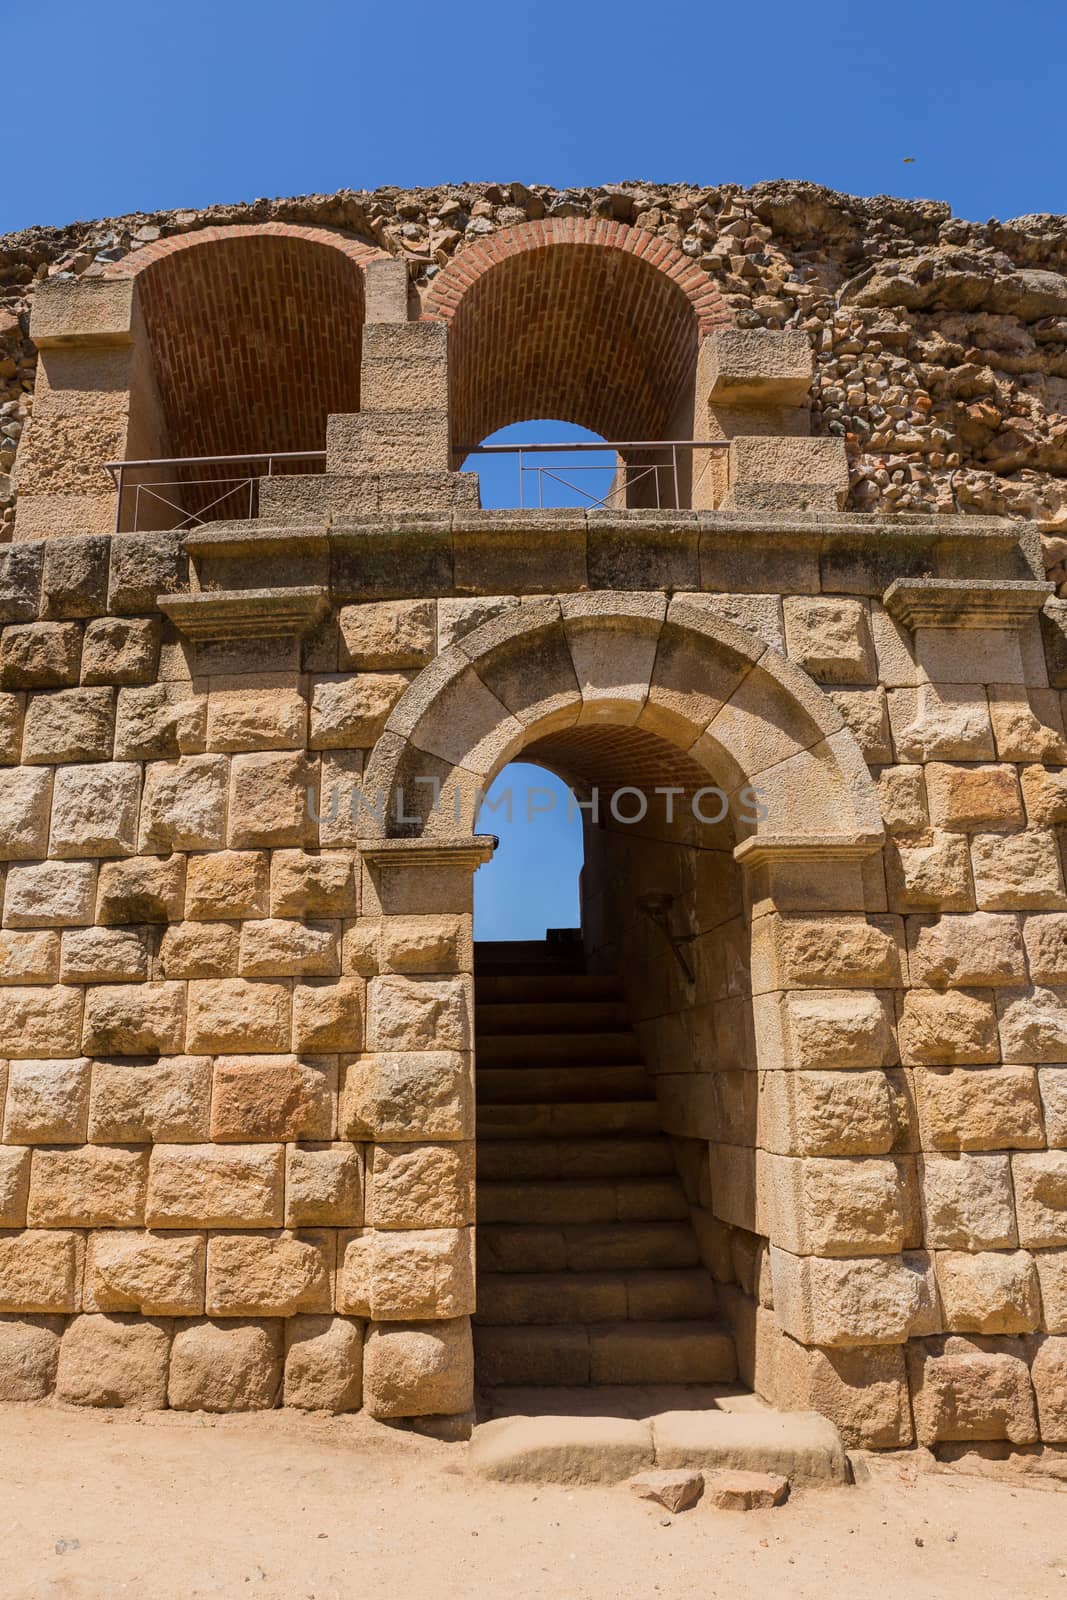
[474,762,583,940]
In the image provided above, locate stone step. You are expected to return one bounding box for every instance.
[477,1030,641,1066]
[477,974,622,1005]
[476,1100,663,1139]
[475,1268,719,1326]
[475,939,585,975]
[474,1321,737,1387]
[468,1408,848,1486]
[477,1220,702,1274]
[475,999,630,1033]
[476,1134,674,1181]
[477,1175,689,1226]
[478,1383,749,1421]
[476,1065,652,1104]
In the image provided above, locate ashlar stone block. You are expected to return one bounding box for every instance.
[769,1246,938,1347]
[238,919,339,979]
[760,1153,910,1256]
[906,1334,1038,1445]
[906,912,1025,988]
[921,1154,1017,1249]
[80,616,160,686]
[0,986,84,1057]
[782,597,876,685]
[285,1142,363,1227]
[270,849,357,918]
[898,988,1000,1066]
[28,1145,148,1227]
[885,833,974,913]
[368,1141,475,1228]
[934,1250,1041,1335]
[184,849,267,921]
[206,1230,333,1317]
[0,1230,83,1313]
[83,1230,205,1316]
[3,1057,91,1142]
[168,1318,282,1411]
[338,600,436,669]
[338,1226,475,1320]
[1012,1151,1067,1247]
[0,766,53,860]
[340,1051,473,1141]
[0,1315,63,1401]
[3,860,97,928]
[55,1314,171,1410]
[139,754,228,852]
[159,921,239,980]
[96,854,185,924]
[60,925,151,984]
[996,985,1067,1063]
[284,1314,363,1412]
[82,982,186,1056]
[309,672,412,750]
[924,763,1024,833]
[146,1144,284,1229]
[0,929,60,985]
[22,686,115,763]
[971,829,1067,911]
[88,1055,212,1143]
[114,683,206,760]
[0,622,82,690]
[291,977,365,1052]
[914,1065,1044,1152]
[209,1055,335,1142]
[1022,913,1067,984]
[0,1147,31,1226]
[48,761,141,857]
[362,1315,473,1418]
[1028,1334,1067,1440]
[206,673,307,752]
[185,979,290,1053]
[228,751,317,848]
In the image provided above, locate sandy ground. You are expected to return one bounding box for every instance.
[2,1405,1066,1600]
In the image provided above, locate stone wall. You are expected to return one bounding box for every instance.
[6,179,1067,544]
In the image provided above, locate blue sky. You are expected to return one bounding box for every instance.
[6,0,1066,234]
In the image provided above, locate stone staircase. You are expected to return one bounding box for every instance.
[474,939,737,1412]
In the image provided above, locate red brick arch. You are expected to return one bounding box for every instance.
[106,223,387,460]
[423,219,730,450]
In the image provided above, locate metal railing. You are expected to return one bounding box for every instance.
[458,439,730,510]
[103,450,326,533]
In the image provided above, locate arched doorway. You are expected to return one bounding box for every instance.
[363,598,891,1421]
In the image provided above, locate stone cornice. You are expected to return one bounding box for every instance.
[156,586,329,641]
[358,836,497,870]
[734,833,884,868]
[882,577,1054,630]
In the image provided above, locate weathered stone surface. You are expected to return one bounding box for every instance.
[1028,1334,1067,1440]
[338,1226,475,1319]
[310,673,412,749]
[88,1056,212,1143]
[228,751,316,847]
[210,1055,334,1142]
[114,683,206,760]
[379,915,469,974]
[146,1144,284,1228]
[184,850,267,921]
[0,928,60,985]
[907,1334,1038,1445]
[55,1314,171,1410]
[783,597,875,684]
[82,981,186,1055]
[206,673,307,752]
[629,1467,704,1511]
[40,538,109,620]
[760,1153,910,1256]
[470,1415,654,1484]
[168,1318,282,1411]
[22,686,115,763]
[921,1154,1017,1248]
[362,1315,472,1418]
[84,1230,205,1315]
[139,754,228,852]
[769,1329,913,1447]
[206,1230,332,1316]
[284,1314,363,1411]
[705,1471,789,1511]
[997,985,1067,1063]
[770,1246,937,1347]
[81,616,160,686]
[898,988,999,1065]
[651,1407,848,1482]
[340,1051,473,1141]
[285,1142,363,1226]
[914,1065,1044,1152]
[107,534,186,615]
[28,1144,148,1227]
[0,622,81,690]
[338,600,436,669]
[96,854,185,924]
[0,1315,62,1401]
[0,692,25,766]
[935,1250,1040,1334]
[906,912,1025,988]
[0,1148,30,1227]
[238,919,339,978]
[3,1057,91,1141]
[3,860,97,928]
[0,766,52,860]
[159,921,239,979]
[368,1141,475,1228]
[886,833,974,913]
[0,983,84,1056]
[971,829,1067,911]
[60,924,151,983]
[1012,1151,1067,1246]
[925,763,1025,833]
[0,1230,82,1312]
[366,974,472,1051]
[270,849,357,918]
[291,977,365,1052]
[185,978,290,1053]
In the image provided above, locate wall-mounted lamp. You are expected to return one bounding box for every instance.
[636,891,696,985]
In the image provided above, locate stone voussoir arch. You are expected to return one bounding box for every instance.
[361,595,885,852]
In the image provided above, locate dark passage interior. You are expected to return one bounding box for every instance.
[473,936,738,1419]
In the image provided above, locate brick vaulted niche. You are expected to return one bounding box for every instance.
[424,221,726,454]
